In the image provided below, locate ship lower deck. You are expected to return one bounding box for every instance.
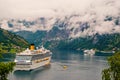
[15,56,51,71]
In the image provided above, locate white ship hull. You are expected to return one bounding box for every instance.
[15,57,51,71]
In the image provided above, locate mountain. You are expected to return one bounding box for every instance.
[45,33,120,51]
[15,30,46,46]
[0,0,120,51]
[0,28,29,53]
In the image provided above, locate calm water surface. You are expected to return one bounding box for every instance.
[8,50,110,80]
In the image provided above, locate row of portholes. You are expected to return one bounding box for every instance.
[34,57,49,63]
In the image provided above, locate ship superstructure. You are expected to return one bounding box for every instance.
[84,49,95,55]
[14,44,52,71]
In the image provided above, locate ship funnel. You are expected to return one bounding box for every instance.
[30,44,35,50]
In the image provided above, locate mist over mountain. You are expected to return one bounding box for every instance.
[0,0,120,50]
[0,0,120,37]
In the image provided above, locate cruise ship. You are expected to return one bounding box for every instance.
[14,44,52,71]
[84,49,95,55]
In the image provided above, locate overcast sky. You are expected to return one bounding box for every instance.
[0,0,96,19]
[0,0,119,19]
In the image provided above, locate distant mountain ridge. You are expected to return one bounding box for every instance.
[44,33,120,51]
[0,28,29,53]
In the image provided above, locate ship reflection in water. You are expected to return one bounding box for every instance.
[13,65,51,80]
[9,50,111,80]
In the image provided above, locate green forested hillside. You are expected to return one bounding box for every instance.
[0,28,29,53]
[45,33,120,51]
[102,51,120,80]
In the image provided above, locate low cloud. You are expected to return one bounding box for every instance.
[0,0,99,18]
[0,0,120,38]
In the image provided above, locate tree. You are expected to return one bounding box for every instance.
[0,62,15,80]
[0,54,15,80]
[102,51,120,80]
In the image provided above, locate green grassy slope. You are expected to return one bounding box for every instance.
[0,28,29,53]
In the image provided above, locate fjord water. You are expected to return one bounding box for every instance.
[8,50,110,80]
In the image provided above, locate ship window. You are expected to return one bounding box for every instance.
[16,56,32,60]
[34,59,42,63]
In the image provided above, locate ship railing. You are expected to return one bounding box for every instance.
[16,64,31,68]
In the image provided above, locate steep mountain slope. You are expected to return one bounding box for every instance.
[15,30,46,45]
[1,14,119,45]
[45,33,120,51]
[0,28,29,53]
